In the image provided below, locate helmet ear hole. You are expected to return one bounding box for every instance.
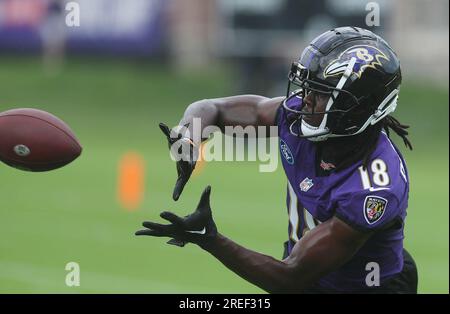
[335,93,357,110]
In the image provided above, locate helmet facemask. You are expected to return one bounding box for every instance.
[280,27,403,147]
[282,59,361,141]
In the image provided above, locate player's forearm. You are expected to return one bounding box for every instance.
[178,99,220,145]
[201,234,308,293]
[178,95,278,144]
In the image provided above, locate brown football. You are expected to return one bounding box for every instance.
[0,108,82,171]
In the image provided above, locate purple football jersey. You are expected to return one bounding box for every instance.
[277,96,409,291]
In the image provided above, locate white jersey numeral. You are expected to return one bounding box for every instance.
[287,182,299,242]
[287,182,321,241]
[358,159,390,190]
[371,159,390,186]
[399,158,407,183]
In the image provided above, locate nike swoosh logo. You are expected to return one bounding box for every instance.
[369,187,390,192]
[186,228,206,235]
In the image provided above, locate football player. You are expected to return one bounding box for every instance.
[136,27,418,293]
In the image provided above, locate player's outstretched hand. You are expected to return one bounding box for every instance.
[159,122,197,201]
[159,123,198,201]
[135,186,217,248]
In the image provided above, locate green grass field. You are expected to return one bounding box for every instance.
[0,57,448,293]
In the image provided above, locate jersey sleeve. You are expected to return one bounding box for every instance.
[275,105,284,127]
[334,136,409,233]
[334,189,403,233]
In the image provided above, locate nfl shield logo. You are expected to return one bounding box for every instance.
[363,196,388,224]
[299,177,314,192]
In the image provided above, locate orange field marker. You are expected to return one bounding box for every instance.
[117,152,145,211]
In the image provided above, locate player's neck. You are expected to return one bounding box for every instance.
[316,129,381,171]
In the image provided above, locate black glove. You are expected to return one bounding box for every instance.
[159,122,197,201]
[135,186,217,248]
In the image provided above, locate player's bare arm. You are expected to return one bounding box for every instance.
[205,216,370,293]
[178,95,284,141]
[159,95,283,200]
[136,186,371,293]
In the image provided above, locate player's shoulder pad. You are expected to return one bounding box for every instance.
[334,133,409,232]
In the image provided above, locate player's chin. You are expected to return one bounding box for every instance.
[302,116,321,127]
